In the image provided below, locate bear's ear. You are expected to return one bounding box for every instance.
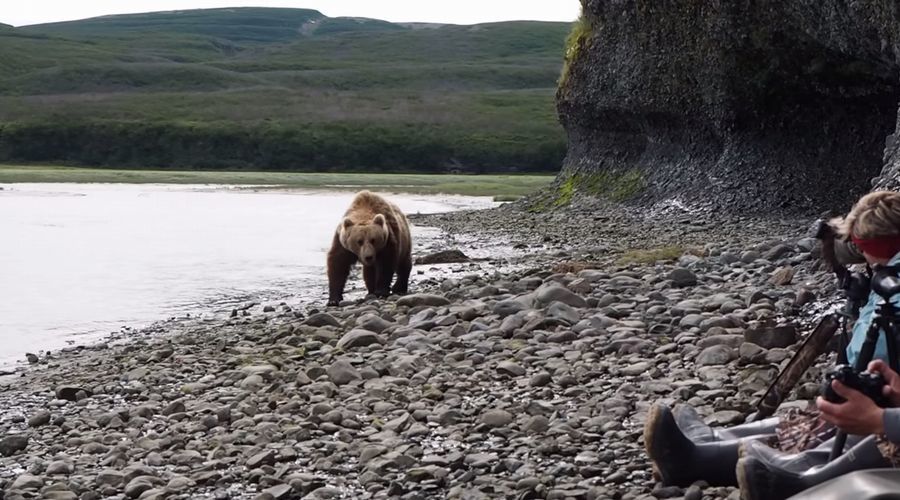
[373,214,387,228]
[342,218,355,229]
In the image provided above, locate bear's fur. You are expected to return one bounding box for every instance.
[327,191,412,306]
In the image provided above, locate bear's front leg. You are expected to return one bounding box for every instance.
[392,252,412,296]
[327,237,357,306]
[373,258,395,298]
[362,265,376,294]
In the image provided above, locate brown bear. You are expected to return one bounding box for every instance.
[326,190,412,306]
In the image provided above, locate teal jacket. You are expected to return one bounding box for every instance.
[846,253,900,366]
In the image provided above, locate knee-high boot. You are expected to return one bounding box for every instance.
[645,404,777,487]
[737,435,890,500]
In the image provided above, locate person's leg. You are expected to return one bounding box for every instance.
[737,435,890,500]
[739,434,864,474]
[645,404,777,487]
[673,404,780,442]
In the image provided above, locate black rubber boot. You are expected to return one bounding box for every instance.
[645,404,768,487]
[737,435,889,500]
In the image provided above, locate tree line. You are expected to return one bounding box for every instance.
[0,120,565,173]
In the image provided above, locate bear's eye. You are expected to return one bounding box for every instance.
[357,239,363,246]
[370,238,375,244]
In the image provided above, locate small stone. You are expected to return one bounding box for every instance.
[162,401,186,416]
[396,294,451,307]
[770,266,795,286]
[535,284,587,308]
[0,434,28,456]
[523,415,550,433]
[124,476,157,498]
[668,268,697,287]
[497,361,526,377]
[744,325,798,349]
[11,473,43,490]
[28,410,51,427]
[262,484,293,499]
[46,460,74,475]
[247,450,277,468]
[305,312,341,327]
[327,360,361,385]
[530,372,552,387]
[481,409,513,428]
[696,345,736,366]
[415,249,469,265]
[336,329,383,350]
[55,386,92,401]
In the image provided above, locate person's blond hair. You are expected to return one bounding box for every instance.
[832,190,900,239]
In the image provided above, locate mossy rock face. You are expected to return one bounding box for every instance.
[556,0,900,213]
[559,14,592,89]
[528,169,646,212]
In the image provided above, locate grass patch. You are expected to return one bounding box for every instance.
[0,165,553,197]
[528,169,646,212]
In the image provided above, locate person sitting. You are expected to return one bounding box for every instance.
[645,190,900,497]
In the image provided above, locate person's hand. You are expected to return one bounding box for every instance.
[817,380,885,435]
[868,359,900,407]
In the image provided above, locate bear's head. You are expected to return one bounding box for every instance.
[340,214,389,266]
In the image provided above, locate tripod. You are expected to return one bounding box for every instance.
[829,264,900,460]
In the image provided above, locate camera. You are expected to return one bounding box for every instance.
[821,365,890,407]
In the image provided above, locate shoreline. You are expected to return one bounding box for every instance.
[0,199,836,500]
[0,166,553,199]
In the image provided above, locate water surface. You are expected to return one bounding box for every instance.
[0,184,494,369]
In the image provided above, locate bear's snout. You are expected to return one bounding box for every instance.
[362,254,375,264]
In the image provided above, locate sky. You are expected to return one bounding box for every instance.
[2,1,581,27]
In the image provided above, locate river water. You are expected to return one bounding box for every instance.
[0,184,495,369]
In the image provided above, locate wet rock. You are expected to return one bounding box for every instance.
[336,329,383,350]
[0,434,28,456]
[668,268,698,287]
[305,313,341,328]
[696,345,736,366]
[744,325,798,349]
[536,284,587,308]
[481,409,514,428]
[770,266,795,286]
[397,294,451,307]
[416,249,470,265]
[10,473,43,490]
[327,360,361,385]
[27,410,51,428]
[54,386,92,401]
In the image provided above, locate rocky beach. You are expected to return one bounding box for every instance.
[0,197,840,500]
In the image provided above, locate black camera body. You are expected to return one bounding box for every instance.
[822,365,890,408]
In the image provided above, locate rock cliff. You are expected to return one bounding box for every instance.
[557,0,900,213]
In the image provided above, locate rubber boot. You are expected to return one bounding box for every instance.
[737,435,889,500]
[645,404,771,487]
[673,404,780,443]
[739,435,864,474]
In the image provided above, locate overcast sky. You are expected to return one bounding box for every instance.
[3,1,581,27]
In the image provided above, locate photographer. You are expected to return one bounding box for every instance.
[735,190,900,499]
[645,191,900,498]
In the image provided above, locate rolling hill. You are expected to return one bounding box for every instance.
[0,8,570,173]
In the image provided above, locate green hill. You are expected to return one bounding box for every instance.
[0,8,570,173]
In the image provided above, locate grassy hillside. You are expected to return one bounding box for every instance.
[0,8,570,173]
